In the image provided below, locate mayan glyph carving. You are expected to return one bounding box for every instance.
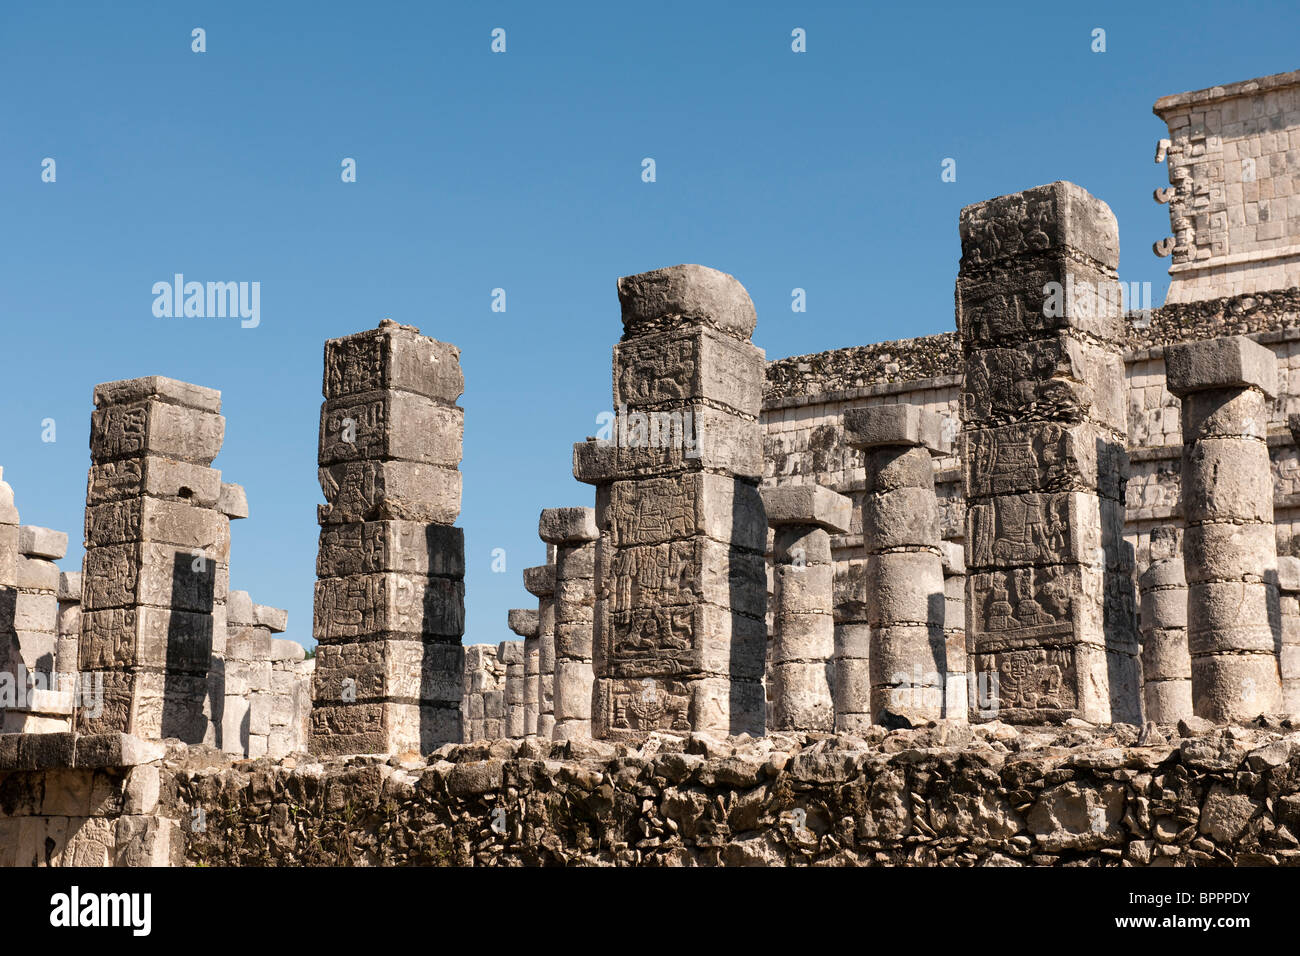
[576,264,767,739]
[958,182,1141,725]
[310,320,466,755]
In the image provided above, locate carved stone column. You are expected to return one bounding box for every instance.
[760,484,850,732]
[310,320,466,754]
[1138,527,1191,722]
[574,264,768,739]
[1167,334,1283,721]
[77,377,229,741]
[540,507,599,741]
[957,181,1141,725]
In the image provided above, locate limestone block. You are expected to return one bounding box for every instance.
[253,603,288,633]
[317,520,464,578]
[217,482,249,519]
[81,543,220,613]
[606,473,767,550]
[84,496,229,553]
[312,573,464,644]
[19,525,67,559]
[318,391,463,467]
[58,571,82,603]
[93,376,221,413]
[323,320,464,404]
[507,609,538,639]
[613,326,764,417]
[522,565,555,598]
[1165,335,1278,398]
[760,483,852,533]
[91,399,225,466]
[317,461,461,526]
[86,457,222,508]
[844,404,944,453]
[313,639,463,704]
[538,506,599,545]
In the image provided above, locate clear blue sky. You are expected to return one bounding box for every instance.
[2,1,1296,651]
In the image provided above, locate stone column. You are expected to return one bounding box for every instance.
[56,570,81,711]
[77,377,229,741]
[940,541,969,721]
[311,320,466,755]
[523,561,556,739]
[1166,334,1284,721]
[505,610,536,738]
[460,645,505,742]
[574,264,768,740]
[1278,556,1300,719]
[1138,527,1192,723]
[832,561,873,735]
[760,484,850,732]
[539,507,599,741]
[844,406,951,725]
[957,181,1141,725]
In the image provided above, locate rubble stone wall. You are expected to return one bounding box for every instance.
[163,719,1300,866]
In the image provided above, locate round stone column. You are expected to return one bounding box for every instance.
[1166,335,1283,721]
[760,484,851,732]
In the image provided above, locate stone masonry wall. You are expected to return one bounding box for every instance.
[163,717,1300,866]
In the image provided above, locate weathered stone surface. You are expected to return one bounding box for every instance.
[1165,335,1278,399]
[617,264,757,341]
[958,183,1139,727]
[843,405,944,453]
[759,483,851,533]
[312,323,466,756]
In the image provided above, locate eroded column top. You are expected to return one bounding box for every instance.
[617,264,756,342]
[506,609,538,640]
[538,507,599,545]
[958,180,1119,273]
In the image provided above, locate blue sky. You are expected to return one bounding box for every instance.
[2,0,1297,650]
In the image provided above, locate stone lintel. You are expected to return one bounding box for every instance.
[522,565,555,598]
[507,609,539,639]
[760,484,851,534]
[538,507,599,545]
[93,376,222,413]
[843,405,944,453]
[1165,335,1278,399]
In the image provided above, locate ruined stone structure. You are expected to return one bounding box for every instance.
[574,264,768,739]
[1166,335,1285,720]
[78,377,229,742]
[760,484,850,732]
[845,405,957,725]
[1154,70,1300,304]
[1138,527,1192,722]
[539,507,599,742]
[222,590,309,758]
[311,320,466,755]
[6,67,1300,869]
